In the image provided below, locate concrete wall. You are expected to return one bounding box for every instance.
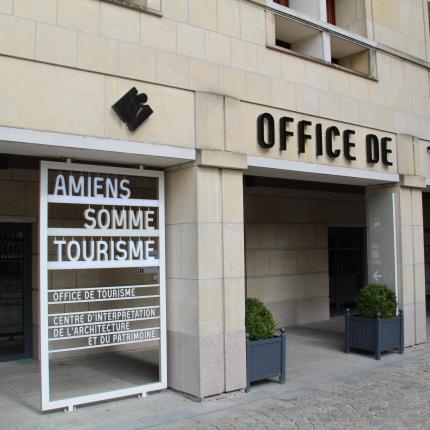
[0,0,428,143]
[244,179,366,328]
[370,0,429,60]
[334,0,367,36]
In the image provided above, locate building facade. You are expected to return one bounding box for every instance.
[0,0,429,409]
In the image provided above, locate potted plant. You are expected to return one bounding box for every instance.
[345,283,404,360]
[245,298,286,391]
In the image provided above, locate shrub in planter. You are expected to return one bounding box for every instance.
[345,284,403,360]
[245,298,276,341]
[356,283,397,319]
[245,298,286,391]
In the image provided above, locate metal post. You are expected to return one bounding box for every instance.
[345,308,351,353]
[399,309,404,354]
[245,333,250,393]
[280,328,286,384]
[375,312,381,360]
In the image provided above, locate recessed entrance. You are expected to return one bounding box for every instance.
[244,175,366,328]
[0,223,32,361]
[329,227,366,316]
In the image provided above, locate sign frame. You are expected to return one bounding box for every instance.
[39,160,167,411]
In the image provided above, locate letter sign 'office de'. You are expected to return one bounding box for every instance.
[257,113,393,167]
[39,161,166,411]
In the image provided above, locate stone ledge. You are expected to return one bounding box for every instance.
[399,175,427,189]
[197,149,248,170]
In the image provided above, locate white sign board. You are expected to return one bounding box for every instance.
[367,190,398,297]
[39,161,166,411]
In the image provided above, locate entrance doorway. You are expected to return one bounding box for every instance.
[425,228,430,297]
[0,223,32,360]
[423,193,430,316]
[329,227,366,316]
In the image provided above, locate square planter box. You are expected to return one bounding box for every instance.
[345,309,404,360]
[246,328,286,391]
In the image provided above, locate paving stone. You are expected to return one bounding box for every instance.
[2,319,430,429]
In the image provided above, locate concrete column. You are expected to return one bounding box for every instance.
[367,134,427,347]
[397,186,426,346]
[366,184,426,347]
[165,91,247,397]
[220,168,246,392]
[165,164,246,398]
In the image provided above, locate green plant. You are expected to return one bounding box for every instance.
[356,284,397,319]
[245,298,276,341]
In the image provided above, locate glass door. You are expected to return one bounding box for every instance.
[0,223,32,360]
[329,227,366,316]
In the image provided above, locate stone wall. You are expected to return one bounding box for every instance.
[334,0,367,36]
[244,179,366,328]
[0,0,429,143]
[370,0,429,60]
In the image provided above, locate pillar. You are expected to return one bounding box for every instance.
[366,134,427,347]
[367,185,426,346]
[164,91,247,398]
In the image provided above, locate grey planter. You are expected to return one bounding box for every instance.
[246,328,286,392]
[345,309,404,360]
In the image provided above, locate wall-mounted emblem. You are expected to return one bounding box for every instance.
[112,87,153,132]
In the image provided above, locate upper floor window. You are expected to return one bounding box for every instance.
[272,0,366,37]
[428,2,430,35]
[270,8,375,78]
[102,0,161,14]
[326,0,336,25]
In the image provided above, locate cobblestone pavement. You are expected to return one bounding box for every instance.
[154,353,430,430]
[2,321,430,430]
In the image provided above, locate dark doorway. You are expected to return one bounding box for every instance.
[422,193,430,313]
[425,228,430,302]
[0,223,32,360]
[329,227,366,316]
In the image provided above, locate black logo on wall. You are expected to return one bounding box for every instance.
[112,87,153,132]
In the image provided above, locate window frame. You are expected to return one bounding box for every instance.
[101,0,162,15]
[274,0,289,7]
[326,0,336,25]
[267,4,377,79]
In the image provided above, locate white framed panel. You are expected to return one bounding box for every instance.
[39,161,167,412]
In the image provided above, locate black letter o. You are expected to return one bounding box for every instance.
[257,113,275,149]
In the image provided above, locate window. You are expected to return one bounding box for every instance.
[274,14,326,61]
[330,34,372,75]
[101,0,161,14]
[326,0,336,25]
[279,0,321,20]
[269,10,375,77]
[428,2,430,35]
